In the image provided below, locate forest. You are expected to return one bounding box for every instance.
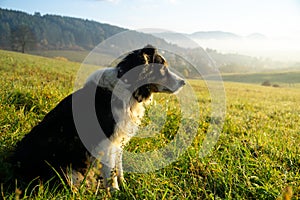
[0,8,125,51]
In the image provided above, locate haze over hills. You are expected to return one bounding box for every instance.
[189,31,267,40]
[153,31,267,45]
[153,31,300,62]
[190,31,241,40]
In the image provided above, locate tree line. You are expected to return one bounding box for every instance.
[0,8,126,52]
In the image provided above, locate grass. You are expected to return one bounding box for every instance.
[30,50,116,67]
[30,50,89,63]
[0,49,299,199]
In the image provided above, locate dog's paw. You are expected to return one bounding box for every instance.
[118,176,126,184]
[111,178,120,192]
[109,185,120,192]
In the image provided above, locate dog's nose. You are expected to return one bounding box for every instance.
[180,79,186,86]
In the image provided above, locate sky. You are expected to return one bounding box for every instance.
[1,0,300,61]
[1,0,300,38]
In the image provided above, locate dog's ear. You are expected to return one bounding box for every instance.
[117,46,156,78]
[140,44,157,63]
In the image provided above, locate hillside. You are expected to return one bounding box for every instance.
[0,8,126,51]
[0,8,183,53]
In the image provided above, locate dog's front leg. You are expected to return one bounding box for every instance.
[116,147,125,183]
[101,143,119,191]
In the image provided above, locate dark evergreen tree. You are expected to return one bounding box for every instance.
[10,25,36,53]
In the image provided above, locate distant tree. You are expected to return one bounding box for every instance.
[261,80,271,86]
[34,12,41,17]
[0,22,11,49]
[11,25,36,53]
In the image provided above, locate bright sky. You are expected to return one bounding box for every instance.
[1,0,300,38]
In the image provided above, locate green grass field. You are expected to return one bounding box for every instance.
[0,50,299,199]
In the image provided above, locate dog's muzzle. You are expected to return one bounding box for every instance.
[157,70,185,93]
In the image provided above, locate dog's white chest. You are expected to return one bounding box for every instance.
[110,98,146,147]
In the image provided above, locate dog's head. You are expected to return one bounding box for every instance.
[116,45,185,102]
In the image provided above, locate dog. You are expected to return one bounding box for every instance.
[10,45,185,191]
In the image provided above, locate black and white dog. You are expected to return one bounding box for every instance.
[10,45,185,190]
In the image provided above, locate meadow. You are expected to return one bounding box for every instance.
[0,49,299,199]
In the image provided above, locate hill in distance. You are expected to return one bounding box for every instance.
[0,8,126,51]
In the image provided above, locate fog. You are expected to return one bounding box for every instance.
[193,37,300,62]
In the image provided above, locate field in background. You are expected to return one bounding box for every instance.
[30,50,89,63]
[0,50,299,199]
[220,72,300,88]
